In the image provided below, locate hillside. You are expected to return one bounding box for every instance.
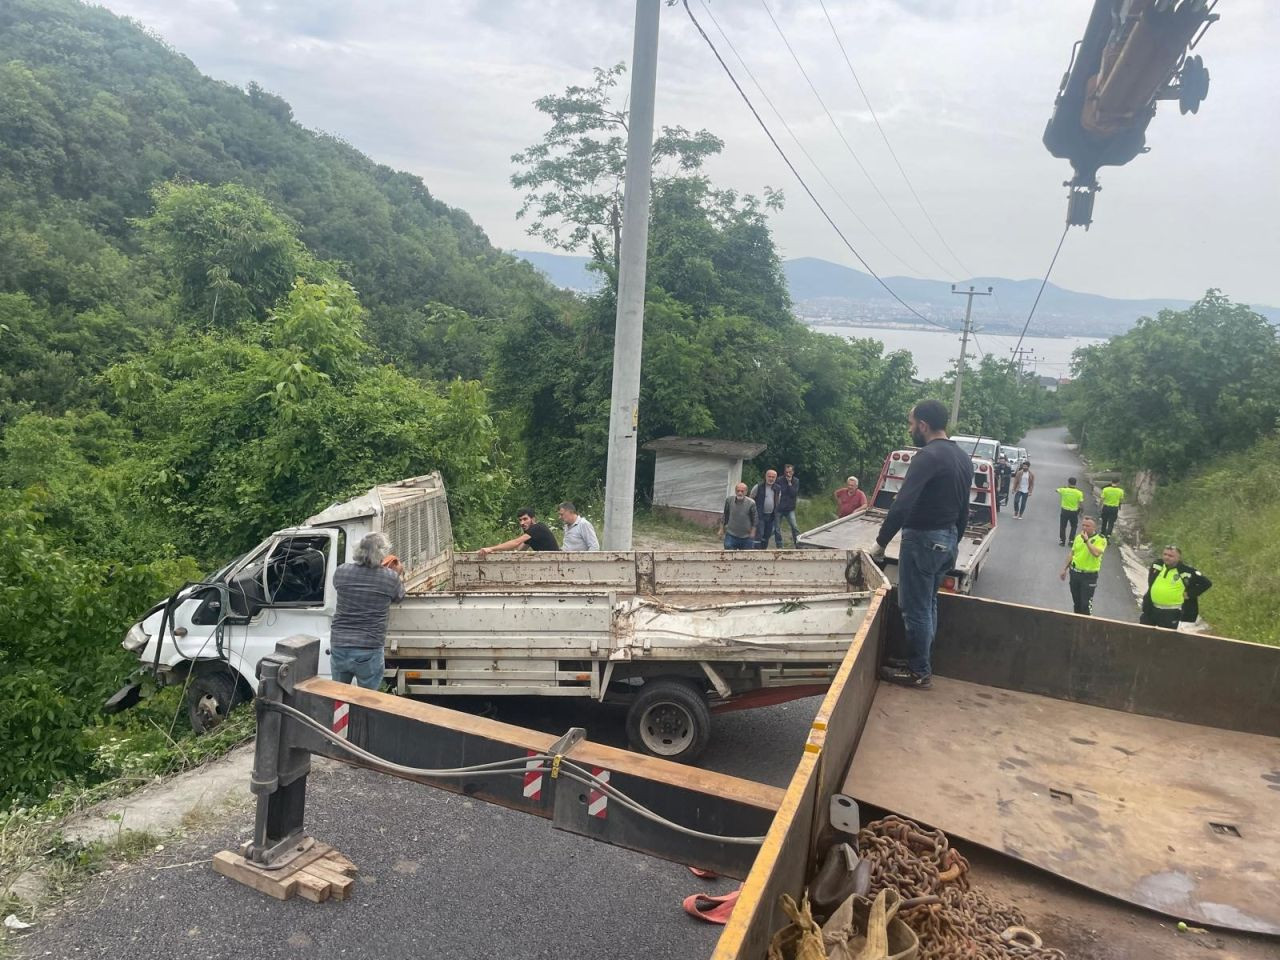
[0,0,556,329]
[515,251,1280,337]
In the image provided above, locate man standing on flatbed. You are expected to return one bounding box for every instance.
[872,399,972,690]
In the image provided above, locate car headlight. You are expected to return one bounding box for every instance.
[122,623,149,652]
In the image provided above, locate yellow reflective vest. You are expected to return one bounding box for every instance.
[1057,486,1084,511]
[1149,564,1187,608]
[1070,534,1107,573]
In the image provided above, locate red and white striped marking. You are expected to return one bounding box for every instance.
[332,700,349,740]
[588,767,610,819]
[522,751,543,801]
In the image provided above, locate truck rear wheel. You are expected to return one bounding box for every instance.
[625,678,711,763]
[186,668,244,734]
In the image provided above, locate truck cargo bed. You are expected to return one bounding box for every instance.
[847,676,1280,934]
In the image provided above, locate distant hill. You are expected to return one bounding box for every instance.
[515,251,1279,337]
[512,251,601,292]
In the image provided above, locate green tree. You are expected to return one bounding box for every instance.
[1065,291,1280,475]
[511,63,724,269]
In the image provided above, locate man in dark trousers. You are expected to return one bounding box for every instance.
[750,468,783,549]
[1141,545,1212,629]
[1056,477,1085,545]
[1059,515,1107,616]
[871,399,972,690]
[994,455,1012,511]
[777,463,801,547]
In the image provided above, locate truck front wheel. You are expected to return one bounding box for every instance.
[186,668,245,734]
[625,678,711,763]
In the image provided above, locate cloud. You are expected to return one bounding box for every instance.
[92,0,1279,305]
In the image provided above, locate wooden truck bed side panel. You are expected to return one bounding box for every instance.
[712,587,889,960]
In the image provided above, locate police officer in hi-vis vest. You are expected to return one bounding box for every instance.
[1059,516,1107,616]
[1140,545,1212,630]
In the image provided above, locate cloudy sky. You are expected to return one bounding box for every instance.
[98,0,1279,307]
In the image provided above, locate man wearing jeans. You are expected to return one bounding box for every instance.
[776,464,801,547]
[329,532,406,689]
[871,400,972,689]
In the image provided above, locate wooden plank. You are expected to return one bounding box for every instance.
[292,870,330,903]
[212,850,297,901]
[300,677,785,813]
[324,850,359,876]
[845,676,1280,935]
[298,861,355,901]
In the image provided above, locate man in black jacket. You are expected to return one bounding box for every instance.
[777,464,801,547]
[1140,545,1212,629]
[872,400,972,689]
[750,469,783,549]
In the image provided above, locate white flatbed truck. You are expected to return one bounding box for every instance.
[111,473,887,761]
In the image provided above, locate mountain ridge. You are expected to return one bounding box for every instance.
[514,250,1280,337]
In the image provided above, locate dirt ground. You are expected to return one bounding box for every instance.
[965,846,1276,960]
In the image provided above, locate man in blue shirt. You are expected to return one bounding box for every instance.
[872,400,972,690]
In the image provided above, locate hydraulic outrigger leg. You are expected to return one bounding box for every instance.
[229,636,782,899]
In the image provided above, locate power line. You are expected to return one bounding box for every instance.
[1006,224,1071,374]
[816,0,972,279]
[680,0,952,331]
[698,1,922,277]
[759,0,957,281]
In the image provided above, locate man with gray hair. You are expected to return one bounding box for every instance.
[329,532,405,689]
[558,502,600,551]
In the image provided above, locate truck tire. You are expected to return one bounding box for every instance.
[625,678,711,763]
[186,668,244,734]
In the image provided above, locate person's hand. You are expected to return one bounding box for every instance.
[477,547,490,558]
[1059,569,1067,581]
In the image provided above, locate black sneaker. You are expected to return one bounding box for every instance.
[884,657,909,669]
[879,665,932,689]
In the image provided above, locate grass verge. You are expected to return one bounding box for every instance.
[1144,434,1280,646]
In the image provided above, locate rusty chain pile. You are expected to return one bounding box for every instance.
[855,816,1066,960]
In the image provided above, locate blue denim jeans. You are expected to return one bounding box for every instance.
[897,527,958,677]
[757,512,781,548]
[723,534,754,550]
[330,646,385,690]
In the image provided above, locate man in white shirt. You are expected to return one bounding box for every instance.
[558,501,600,551]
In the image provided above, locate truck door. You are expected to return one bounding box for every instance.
[213,529,341,680]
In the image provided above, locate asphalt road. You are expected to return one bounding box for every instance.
[973,425,1137,621]
[18,425,1135,960]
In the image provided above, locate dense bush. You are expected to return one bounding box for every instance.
[1064,291,1280,476]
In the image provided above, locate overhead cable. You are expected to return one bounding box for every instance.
[699,0,922,277]
[1006,224,1071,374]
[759,0,957,281]
[681,0,951,331]
[817,0,972,279]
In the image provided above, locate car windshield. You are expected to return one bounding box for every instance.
[950,435,999,461]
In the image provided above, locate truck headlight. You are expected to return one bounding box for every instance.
[122,623,149,653]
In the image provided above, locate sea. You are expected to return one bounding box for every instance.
[807,324,1105,381]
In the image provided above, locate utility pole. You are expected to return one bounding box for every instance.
[602,0,661,550]
[949,284,992,430]
[1010,347,1035,379]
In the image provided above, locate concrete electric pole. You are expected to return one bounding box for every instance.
[949,284,993,430]
[601,0,661,550]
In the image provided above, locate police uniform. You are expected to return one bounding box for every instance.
[1056,485,1085,545]
[1067,531,1107,615]
[1140,560,1212,629]
[1099,484,1125,538]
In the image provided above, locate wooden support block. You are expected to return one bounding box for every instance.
[299,861,354,901]
[212,850,298,901]
[211,842,358,904]
[293,869,331,903]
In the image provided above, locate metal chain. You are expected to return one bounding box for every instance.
[855,816,1066,960]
